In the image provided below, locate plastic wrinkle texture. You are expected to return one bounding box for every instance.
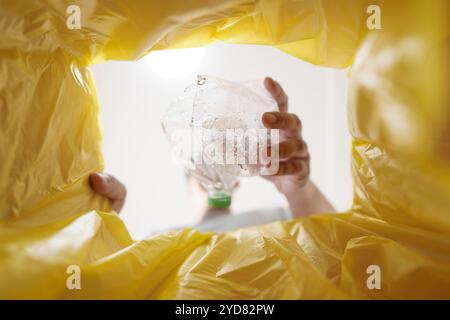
[0,0,449,299]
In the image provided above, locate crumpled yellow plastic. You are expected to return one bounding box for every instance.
[0,0,449,299]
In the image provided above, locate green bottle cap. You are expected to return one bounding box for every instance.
[208,194,232,208]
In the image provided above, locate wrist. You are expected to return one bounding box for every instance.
[284,178,315,203]
[285,179,335,217]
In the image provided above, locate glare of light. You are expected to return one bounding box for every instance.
[143,47,205,78]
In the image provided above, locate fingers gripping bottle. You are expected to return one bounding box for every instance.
[161,75,278,209]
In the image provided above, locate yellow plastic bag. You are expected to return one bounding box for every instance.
[0,0,449,299]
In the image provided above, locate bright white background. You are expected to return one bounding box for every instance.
[91,42,352,240]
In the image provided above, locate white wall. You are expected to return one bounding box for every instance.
[91,42,352,239]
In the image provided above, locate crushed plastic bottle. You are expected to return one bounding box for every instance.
[161,75,277,208]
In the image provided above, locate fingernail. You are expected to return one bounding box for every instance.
[263,113,277,124]
[98,173,110,184]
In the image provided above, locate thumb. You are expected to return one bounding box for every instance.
[89,173,127,213]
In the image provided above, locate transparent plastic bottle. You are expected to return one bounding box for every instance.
[161,75,277,208]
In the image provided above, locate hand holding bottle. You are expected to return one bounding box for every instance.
[262,77,335,217]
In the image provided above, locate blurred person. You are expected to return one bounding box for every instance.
[90,77,334,232]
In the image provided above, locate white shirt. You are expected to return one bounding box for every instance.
[149,208,293,236]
